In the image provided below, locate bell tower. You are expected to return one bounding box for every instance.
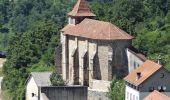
[68,0,96,25]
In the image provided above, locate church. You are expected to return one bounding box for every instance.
[59,0,146,92]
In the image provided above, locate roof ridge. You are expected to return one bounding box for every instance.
[68,0,95,17]
[75,0,82,14]
[111,23,129,38]
[144,90,170,100]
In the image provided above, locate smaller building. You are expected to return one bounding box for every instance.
[124,60,170,100]
[144,90,170,100]
[26,72,88,100]
[26,72,52,100]
[126,47,146,73]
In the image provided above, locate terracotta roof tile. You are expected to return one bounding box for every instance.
[61,24,75,32]
[63,18,133,40]
[124,60,162,86]
[144,90,170,100]
[68,0,95,17]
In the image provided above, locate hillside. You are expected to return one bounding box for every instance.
[0,0,170,99]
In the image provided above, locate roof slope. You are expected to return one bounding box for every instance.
[144,90,170,100]
[31,72,52,87]
[68,0,95,17]
[127,47,147,61]
[61,24,75,32]
[124,60,162,86]
[63,18,133,40]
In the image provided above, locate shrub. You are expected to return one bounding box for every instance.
[50,72,65,86]
[108,78,125,100]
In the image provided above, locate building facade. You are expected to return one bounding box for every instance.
[59,0,145,92]
[26,72,51,100]
[124,60,170,100]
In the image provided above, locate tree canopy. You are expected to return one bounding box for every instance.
[0,0,170,99]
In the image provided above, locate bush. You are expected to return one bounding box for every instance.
[108,78,125,100]
[50,72,65,86]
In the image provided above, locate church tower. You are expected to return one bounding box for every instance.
[67,0,96,25]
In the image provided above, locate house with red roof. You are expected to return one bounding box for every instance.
[144,90,170,100]
[124,60,170,100]
[58,0,146,98]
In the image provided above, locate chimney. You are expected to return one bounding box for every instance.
[157,55,161,64]
[136,72,141,80]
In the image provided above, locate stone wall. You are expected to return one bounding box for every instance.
[88,89,110,100]
[109,40,131,79]
[41,86,87,100]
[90,79,111,92]
[61,34,132,89]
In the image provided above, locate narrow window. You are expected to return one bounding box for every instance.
[127,92,129,99]
[134,62,136,70]
[136,96,138,100]
[133,95,135,100]
[160,73,164,78]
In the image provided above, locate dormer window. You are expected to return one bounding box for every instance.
[158,86,166,92]
[136,72,141,80]
[160,73,164,78]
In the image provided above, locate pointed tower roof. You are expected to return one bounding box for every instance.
[68,0,96,17]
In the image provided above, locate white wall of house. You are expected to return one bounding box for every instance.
[126,49,144,73]
[26,77,39,100]
[40,93,49,100]
[125,85,140,100]
[125,85,170,100]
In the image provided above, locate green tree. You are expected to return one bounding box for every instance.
[50,72,65,86]
[2,21,60,99]
[108,78,125,100]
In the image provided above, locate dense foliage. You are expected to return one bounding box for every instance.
[0,0,74,99]
[108,78,125,100]
[0,0,170,99]
[50,72,65,86]
[2,21,59,99]
[90,0,170,69]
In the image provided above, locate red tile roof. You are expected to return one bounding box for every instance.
[68,0,95,17]
[61,24,75,32]
[144,90,170,100]
[124,60,162,86]
[63,18,134,40]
